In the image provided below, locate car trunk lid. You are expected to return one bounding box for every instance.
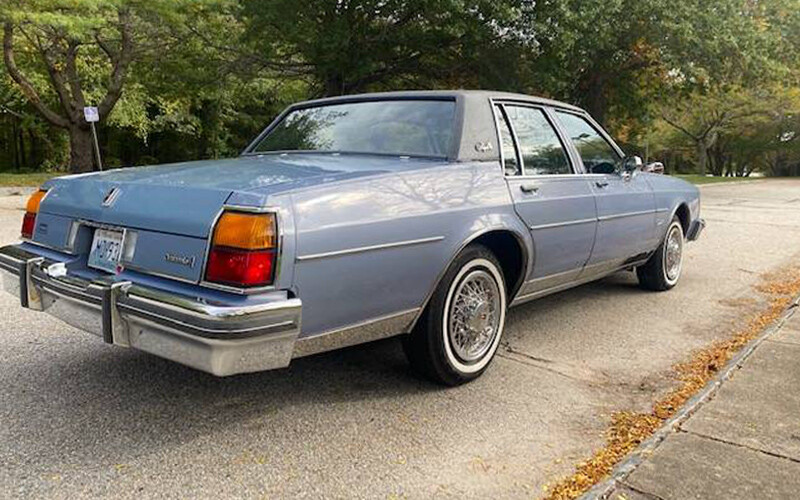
[41,179,231,238]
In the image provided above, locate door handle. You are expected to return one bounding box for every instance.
[520,184,539,194]
[595,181,609,188]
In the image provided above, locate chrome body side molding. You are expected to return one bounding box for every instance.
[296,236,445,262]
[597,209,657,222]
[529,218,597,231]
[293,308,419,358]
[511,258,649,307]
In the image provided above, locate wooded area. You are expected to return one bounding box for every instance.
[1,0,799,176]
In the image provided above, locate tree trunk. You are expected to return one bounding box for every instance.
[68,126,95,173]
[10,117,20,170]
[584,78,608,126]
[17,123,26,169]
[696,141,708,176]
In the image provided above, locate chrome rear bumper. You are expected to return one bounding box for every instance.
[0,245,302,376]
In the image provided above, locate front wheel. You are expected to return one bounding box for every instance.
[403,245,507,386]
[637,217,684,291]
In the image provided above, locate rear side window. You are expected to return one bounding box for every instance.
[554,111,620,174]
[504,106,571,176]
[494,105,520,176]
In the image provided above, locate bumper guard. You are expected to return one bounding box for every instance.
[0,245,302,376]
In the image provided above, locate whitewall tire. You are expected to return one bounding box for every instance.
[403,244,507,385]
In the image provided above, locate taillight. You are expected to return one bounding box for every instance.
[204,211,277,288]
[21,189,48,239]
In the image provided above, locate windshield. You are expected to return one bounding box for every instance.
[252,99,456,158]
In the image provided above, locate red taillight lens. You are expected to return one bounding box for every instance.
[205,247,275,287]
[21,212,37,239]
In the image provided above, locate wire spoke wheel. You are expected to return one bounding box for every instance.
[447,269,501,363]
[663,224,683,282]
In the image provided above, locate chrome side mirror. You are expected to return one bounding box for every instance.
[644,162,665,174]
[622,155,643,173]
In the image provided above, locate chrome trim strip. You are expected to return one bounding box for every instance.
[597,210,655,222]
[522,266,582,285]
[528,209,656,230]
[293,308,419,358]
[529,217,597,231]
[511,260,641,307]
[509,173,608,180]
[296,236,445,262]
[118,302,297,336]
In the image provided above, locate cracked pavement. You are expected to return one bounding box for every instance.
[1,180,800,498]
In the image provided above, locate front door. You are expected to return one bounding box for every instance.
[553,110,656,274]
[494,103,597,298]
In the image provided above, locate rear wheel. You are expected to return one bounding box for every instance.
[637,217,684,291]
[403,245,507,386]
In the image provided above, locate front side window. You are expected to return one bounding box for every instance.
[504,106,571,176]
[494,105,520,176]
[253,99,456,158]
[555,111,620,174]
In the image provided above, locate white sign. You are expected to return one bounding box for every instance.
[83,106,99,123]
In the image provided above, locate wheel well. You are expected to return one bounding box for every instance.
[472,231,527,299]
[675,204,691,235]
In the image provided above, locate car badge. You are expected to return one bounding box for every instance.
[165,253,196,268]
[475,141,493,153]
[101,187,121,207]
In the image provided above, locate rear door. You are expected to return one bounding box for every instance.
[553,110,657,273]
[495,103,597,297]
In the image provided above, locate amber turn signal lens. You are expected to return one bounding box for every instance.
[212,212,276,250]
[26,189,47,214]
[21,189,47,239]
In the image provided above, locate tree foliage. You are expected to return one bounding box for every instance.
[0,0,799,175]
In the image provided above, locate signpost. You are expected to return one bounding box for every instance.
[83,106,103,171]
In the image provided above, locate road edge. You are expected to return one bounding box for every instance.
[579,293,800,500]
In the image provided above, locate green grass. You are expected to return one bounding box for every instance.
[0,172,59,187]
[674,174,758,185]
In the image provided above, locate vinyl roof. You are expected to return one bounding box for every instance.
[296,90,585,113]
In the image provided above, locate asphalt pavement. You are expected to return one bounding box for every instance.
[1,179,800,499]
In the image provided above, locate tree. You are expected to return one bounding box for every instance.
[522,0,798,129]
[653,86,800,176]
[241,0,536,97]
[0,2,140,172]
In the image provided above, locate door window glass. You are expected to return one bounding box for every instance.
[494,105,520,176]
[505,106,571,175]
[555,111,620,174]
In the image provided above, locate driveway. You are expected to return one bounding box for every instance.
[1,179,799,499]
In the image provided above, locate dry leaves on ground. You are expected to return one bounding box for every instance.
[543,269,800,500]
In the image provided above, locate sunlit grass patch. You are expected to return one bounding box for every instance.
[675,174,758,185]
[0,172,59,187]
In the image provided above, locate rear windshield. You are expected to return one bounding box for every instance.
[252,99,456,158]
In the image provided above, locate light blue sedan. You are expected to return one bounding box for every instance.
[0,91,704,385]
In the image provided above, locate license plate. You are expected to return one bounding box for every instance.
[88,228,125,273]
